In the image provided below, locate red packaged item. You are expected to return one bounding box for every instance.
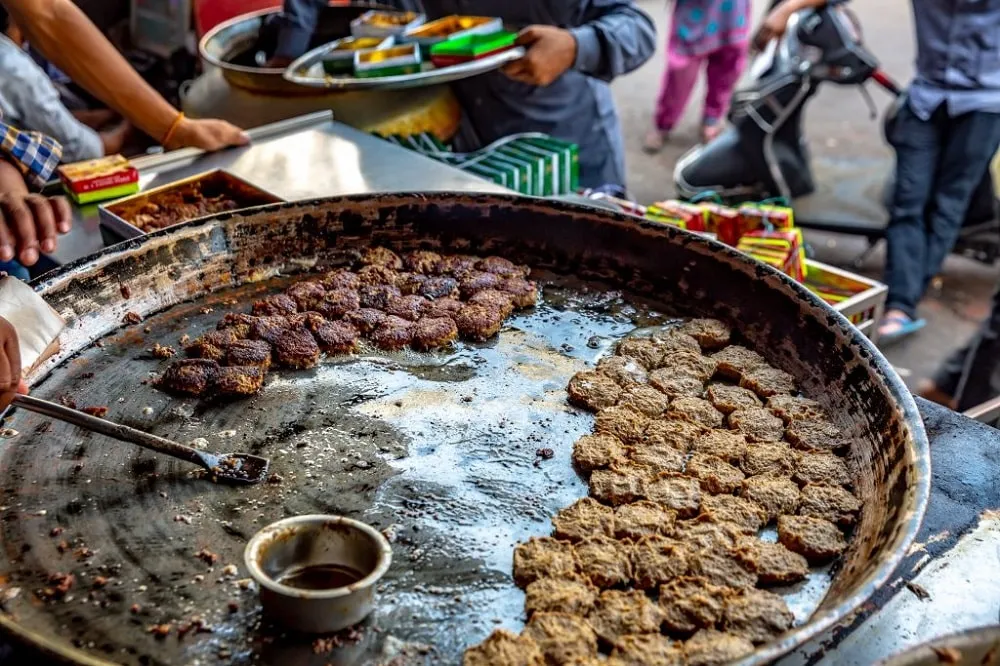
[57,155,138,195]
[647,200,706,231]
[700,204,741,245]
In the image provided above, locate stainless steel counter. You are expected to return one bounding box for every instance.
[49,111,506,265]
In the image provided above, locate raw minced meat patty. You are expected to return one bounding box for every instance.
[597,355,649,387]
[358,283,401,310]
[595,406,650,445]
[645,474,702,518]
[223,339,272,370]
[463,629,544,666]
[728,407,785,443]
[785,419,846,453]
[575,536,633,589]
[691,430,748,465]
[617,384,670,417]
[613,501,678,541]
[630,535,690,589]
[741,474,801,520]
[767,394,828,423]
[552,498,615,542]
[734,540,809,585]
[686,453,745,494]
[699,494,768,534]
[438,253,479,277]
[567,370,622,412]
[513,537,580,587]
[777,514,847,563]
[477,255,529,278]
[587,589,664,644]
[739,366,797,398]
[284,280,326,311]
[721,588,795,644]
[468,289,515,319]
[523,611,598,664]
[687,547,757,589]
[610,633,685,666]
[684,630,755,666]
[370,315,414,351]
[645,418,706,452]
[673,517,745,550]
[249,315,291,345]
[344,308,386,335]
[657,351,717,382]
[252,293,298,317]
[418,275,460,300]
[794,452,852,488]
[424,297,464,319]
[524,577,598,618]
[312,320,360,355]
[384,294,429,322]
[680,318,731,350]
[629,442,686,475]
[214,365,265,397]
[273,326,321,369]
[320,268,359,291]
[356,264,399,288]
[572,433,628,472]
[711,345,767,381]
[648,372,705,399]
[705,383,762,414]
[615,337,664,369]
[658,576,730,635]
[668,397,724,429]
[798,483,861,526]
[395,271,428,296]
[740,441,797,477]
[589,466,650,506]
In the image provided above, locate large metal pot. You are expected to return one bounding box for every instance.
[4,194,929,665]
[198,2,391,95]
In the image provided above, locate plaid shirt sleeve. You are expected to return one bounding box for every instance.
[0,120,62,190]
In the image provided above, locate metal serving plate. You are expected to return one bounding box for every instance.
[879,626,1000,666]
[5,194,929,665]
[284,44,524,90]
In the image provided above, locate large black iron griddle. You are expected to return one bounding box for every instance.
[0,194,929,665]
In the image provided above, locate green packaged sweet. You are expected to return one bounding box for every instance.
[511,141,558,196]
[464,162,508,188]
[496,145,543,196]
[521,137,577,194]
[480,154,525,194]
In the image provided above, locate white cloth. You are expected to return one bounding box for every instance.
[0,277,64,375]
[0,34,102,163]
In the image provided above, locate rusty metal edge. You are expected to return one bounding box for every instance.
[877,625,1000,666]
[17,192,931,666]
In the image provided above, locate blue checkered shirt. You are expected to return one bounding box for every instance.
[0,120,62,190]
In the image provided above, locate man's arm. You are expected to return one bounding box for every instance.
[272,0,324,64]
[1,0,249,152]
[571,0,657,82]
[755,0,846,48]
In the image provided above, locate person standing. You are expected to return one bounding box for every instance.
[270,0,657,192]
[757,0,1000,343]
[643,0,752,152]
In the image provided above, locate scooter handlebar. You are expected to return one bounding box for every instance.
[871,69,902,96]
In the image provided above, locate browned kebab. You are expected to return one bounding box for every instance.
[154,248,539,399]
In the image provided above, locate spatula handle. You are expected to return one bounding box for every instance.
[12,395,205,467]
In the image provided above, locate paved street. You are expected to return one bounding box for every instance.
[611,0,1000,398]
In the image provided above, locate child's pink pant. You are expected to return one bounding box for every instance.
[654,42,748,132]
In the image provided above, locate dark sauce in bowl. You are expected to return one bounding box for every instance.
[277,563,365,590]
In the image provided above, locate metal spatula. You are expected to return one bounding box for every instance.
[12,395,270,484]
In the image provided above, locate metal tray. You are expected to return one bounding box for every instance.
[880,626,1000,666]
[98,169,284,242]
[283,43,524,90]
[7,194,929,665]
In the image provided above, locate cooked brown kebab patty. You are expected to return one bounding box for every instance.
[470,317,860,661]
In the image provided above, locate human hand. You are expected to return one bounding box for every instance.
[0,192,72,266]
[166,117,251,152]
[502,25,578,87]
[753,4,793,50]
[0,316,26,410]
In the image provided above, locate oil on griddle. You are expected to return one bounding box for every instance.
[0,246,855,666]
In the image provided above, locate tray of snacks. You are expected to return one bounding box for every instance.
[349,9,425,38]
[284,16,523,90]
[98,169,284,242]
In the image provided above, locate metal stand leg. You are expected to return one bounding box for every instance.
[851,239,881,270]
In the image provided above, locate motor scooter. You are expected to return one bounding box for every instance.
[672,5,1000,266]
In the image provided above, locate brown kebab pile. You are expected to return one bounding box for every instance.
[465,319,860,666]
[154,247,538,399]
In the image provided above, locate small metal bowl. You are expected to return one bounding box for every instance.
[244,515,392,633]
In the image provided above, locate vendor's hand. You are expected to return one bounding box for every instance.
[502,25,578,87]
[0,192,72,266]
[0,316,26,410]
[754,4,793,50]
[166,117,250,152]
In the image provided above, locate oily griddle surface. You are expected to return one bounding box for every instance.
[0,274,830,666]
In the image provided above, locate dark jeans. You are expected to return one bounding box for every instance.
[933,282,1000,411]
[885,102,1000,319]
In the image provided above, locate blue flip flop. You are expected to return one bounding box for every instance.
[878,315,926,344]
